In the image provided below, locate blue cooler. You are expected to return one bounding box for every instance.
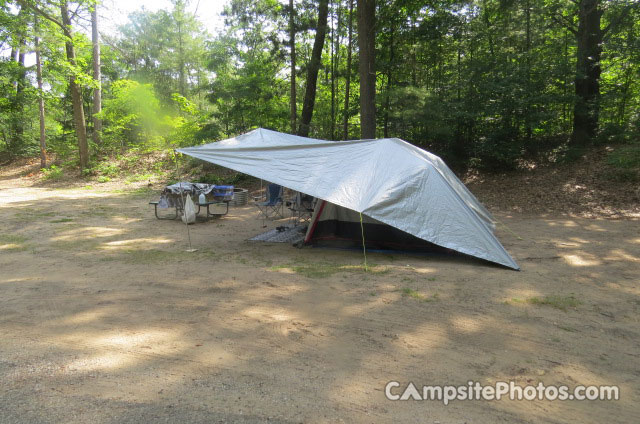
[213,185,234,201]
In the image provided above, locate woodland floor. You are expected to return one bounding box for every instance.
[0,157,638,423]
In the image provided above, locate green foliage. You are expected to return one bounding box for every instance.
[2,0,640,175]
[606,144,640,182]
[607,144,640,169]
[41,165,64,181]
[99,80,166,150]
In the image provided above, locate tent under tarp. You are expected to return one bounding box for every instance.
[177,128,519,270]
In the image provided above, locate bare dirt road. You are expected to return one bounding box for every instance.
[1,163,638,423]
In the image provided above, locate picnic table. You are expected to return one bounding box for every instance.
[149,182,233,220]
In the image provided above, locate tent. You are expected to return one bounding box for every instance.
[177,128,519,270]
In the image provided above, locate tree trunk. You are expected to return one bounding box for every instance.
[35,16,47,168]
[289,0,297,134]
[298,0,330,137]
[570,0,603,146]
[524,0,532,143]
[383,19,394,138]
[91,5,102,145]
[12,39,26,151]
[177,17,186,96]
[61,1,89,170]
[357,0,376,139]
[342,0,353,140]
[330,1,336,140]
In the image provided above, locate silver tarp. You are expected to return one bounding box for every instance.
[177,128,519,269]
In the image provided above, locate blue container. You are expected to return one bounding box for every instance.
[213,185,234,201]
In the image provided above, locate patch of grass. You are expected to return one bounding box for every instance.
[111,186,154,197]
[507,295,580,311]
[51,239,101,252]
[125,173,154,183]
[10,210,57,223]
[0,234,28,252]
[50,218,74,223]
[400,288,438,302]
[102,248,216,264]
[0,234,27,244]
[97,176,111,183]
[527,295,581,311]
[270,262,388,278]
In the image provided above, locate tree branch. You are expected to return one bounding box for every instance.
[551,13,577,35]
[18,0,69,37]
[602,2,639,39]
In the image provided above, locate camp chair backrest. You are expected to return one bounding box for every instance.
[266,183,282,203]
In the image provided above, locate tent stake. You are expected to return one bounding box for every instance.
[359,212,368,272]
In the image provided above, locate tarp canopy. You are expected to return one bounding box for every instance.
[177,128,519,269]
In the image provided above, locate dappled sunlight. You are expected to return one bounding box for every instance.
[546,220,578,228]
[552,237,591,248]
[0,187,119,206]
[93,330,179,349]
[450,315,485,334]
[243,306,299,324]
[66,351,138,373]
[100,237,174,250]
[0,277,39,284]
[0,243,22,251]
[270,266,296,275]
[583,223,607,232]
[397,322,449,351]
[402,265,438,274]
[501,288,543,305]
[554,363,630,388]
[51,226,125,241]
[562,253,601,267]
[603,249,639,263]
[62,307,115,325]
[110,216,143,224]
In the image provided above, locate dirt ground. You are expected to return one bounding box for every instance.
[0,161,639,424]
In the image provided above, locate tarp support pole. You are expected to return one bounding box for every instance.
[359,212,368,272]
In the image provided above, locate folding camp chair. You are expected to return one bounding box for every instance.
[288,192,315,224]
[255,183,284,219]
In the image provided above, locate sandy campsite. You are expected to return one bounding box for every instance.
[0,160,639,423]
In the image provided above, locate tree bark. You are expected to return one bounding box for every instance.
[298,0,330,137]
[35,16,47,168]
[570,0,603,146]
[61,1,89,170]
[357,0,375,139]
[330,1,336,140]
[289,0,297,134]
[13,38,26,151]
[91,5,102,145]
[342,0,353,140]
[383,19,393,138]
